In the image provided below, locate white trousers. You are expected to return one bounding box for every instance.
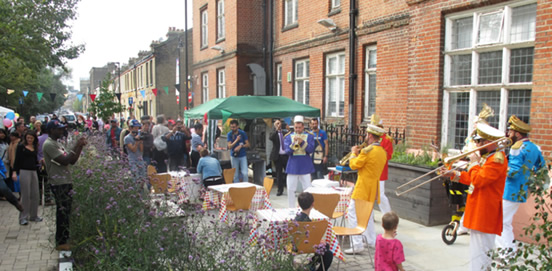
[378,180,392,214]
[287,174,311,207]
[347,199,375,249]
[470,230,496,271]
[496,200,522,252]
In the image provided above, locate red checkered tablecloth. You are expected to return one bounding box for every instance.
[202,183,272,222]
[248,208,345,262]
[168,172,203,204]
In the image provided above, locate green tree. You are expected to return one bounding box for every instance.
[72,98,83,113]
[0,0,83,108]
[89,76,124,121]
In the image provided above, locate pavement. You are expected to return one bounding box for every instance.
[0,185,471,271]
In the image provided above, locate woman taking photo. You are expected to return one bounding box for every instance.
[12,130,41,225]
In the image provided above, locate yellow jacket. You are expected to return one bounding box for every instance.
[349,144,387,203]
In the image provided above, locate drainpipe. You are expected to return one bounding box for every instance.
[268,0,274,96]
[348,0,358,127]
[262,0,267,96]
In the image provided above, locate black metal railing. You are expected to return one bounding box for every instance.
[321,124,406,166]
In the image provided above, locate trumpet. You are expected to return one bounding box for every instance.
[339,142,368,166]
[394,137,512,197]
[291,141,301,151]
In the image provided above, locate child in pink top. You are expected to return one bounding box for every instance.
[375,211,405,271]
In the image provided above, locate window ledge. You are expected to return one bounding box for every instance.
[200,45,208,51]
[328,7,341,17]
[282,23,299,32]
[216,37,226,44]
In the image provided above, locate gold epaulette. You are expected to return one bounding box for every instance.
[386,134,393,141]
[511,141,523,150]
[361,145,374,154]
[493,152,505,164]
[284,131,292,137]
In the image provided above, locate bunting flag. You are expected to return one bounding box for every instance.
[115,93,121,101]
[63,93,69,98]
[50,93,57,101]
[140,90,146,98]
[23,90,29,97]
[7,89,15,95]
[152,88,158,96]
[90,94,97,102]
[36,92,43,101]
[77,94,83,101]
[163,86,169,95]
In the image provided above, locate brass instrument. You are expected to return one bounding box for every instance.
[339,142,368,166]
[291,141,301,151]
[394,137,512,197]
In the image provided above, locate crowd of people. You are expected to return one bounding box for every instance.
[0,109,545,270]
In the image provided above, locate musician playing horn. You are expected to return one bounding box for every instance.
[442,123,508,271]
[284,115,315,208]
[496,116,545,256]
[343,124,387,254]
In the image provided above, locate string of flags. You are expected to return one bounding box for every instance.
[4,85,193,106]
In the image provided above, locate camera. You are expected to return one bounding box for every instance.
[233,151,239,157]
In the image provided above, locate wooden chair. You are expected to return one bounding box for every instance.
[263,177,274,197]
[223,168,236,184]
[150,173,171,194]
[288,220,330,271]
[333,199,375,269]
[311,193,340,219]
[226,186,256,211]
[147,165,157,177]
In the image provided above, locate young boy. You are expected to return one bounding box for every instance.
[375,212,405,271]
[295,192,333,271]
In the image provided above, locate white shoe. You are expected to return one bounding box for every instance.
[344,247,364,254]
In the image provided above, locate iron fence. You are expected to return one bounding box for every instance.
[321,124,406,166]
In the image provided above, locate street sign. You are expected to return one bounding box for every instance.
[188,92,192,103]
[129,97,133,105]
[19,98,23,104]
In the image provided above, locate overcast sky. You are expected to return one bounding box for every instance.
[66,0,192,91]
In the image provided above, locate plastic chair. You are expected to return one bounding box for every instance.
[333,199,375,269]
[311,193,340,219]
[226,186,256,211]
[223,168,236,184]
[150,173,171,194]
[288,220,330,271]
[147,165,157,177]
[263,177,274,197]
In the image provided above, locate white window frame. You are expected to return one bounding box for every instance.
[442,1,536,151]
[325,52,346,117]
[364,46,377,120]
[202,72,209,103]
[284,0,298,26]
[201,9,208,48]
[217,0,225,40]
[217,69,226,98]
[276,63,282,96]
[331,0,340,9]
[294,59,309,105]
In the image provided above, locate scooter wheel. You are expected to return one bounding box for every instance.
[441,224,457,245]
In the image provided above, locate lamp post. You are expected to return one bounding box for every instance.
[184,0,190,111]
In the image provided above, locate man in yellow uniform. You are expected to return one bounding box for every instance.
[344,124,387,254]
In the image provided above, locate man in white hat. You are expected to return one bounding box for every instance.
[284,115,315,207]
[443,122,508,271]
[344,123,388,254]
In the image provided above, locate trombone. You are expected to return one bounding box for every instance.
[394,137,512,197]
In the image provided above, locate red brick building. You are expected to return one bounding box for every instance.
[192,0,266,104]
[194,0,552,156]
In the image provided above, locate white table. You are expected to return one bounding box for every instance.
[203,182,272,222]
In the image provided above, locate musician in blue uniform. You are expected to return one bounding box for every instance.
[496,115,545,254]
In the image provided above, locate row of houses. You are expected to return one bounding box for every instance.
[81,0,552,157]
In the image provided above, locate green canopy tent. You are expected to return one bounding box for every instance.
[184,96,320,120]
[184,95,321,153]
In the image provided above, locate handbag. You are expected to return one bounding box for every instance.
[153,136,167,151]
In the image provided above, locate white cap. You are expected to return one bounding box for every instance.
[294,115,304,123]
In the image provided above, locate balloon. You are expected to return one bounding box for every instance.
[3,119,12,127]
[15,113,19,118]
[5,112,15,120]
